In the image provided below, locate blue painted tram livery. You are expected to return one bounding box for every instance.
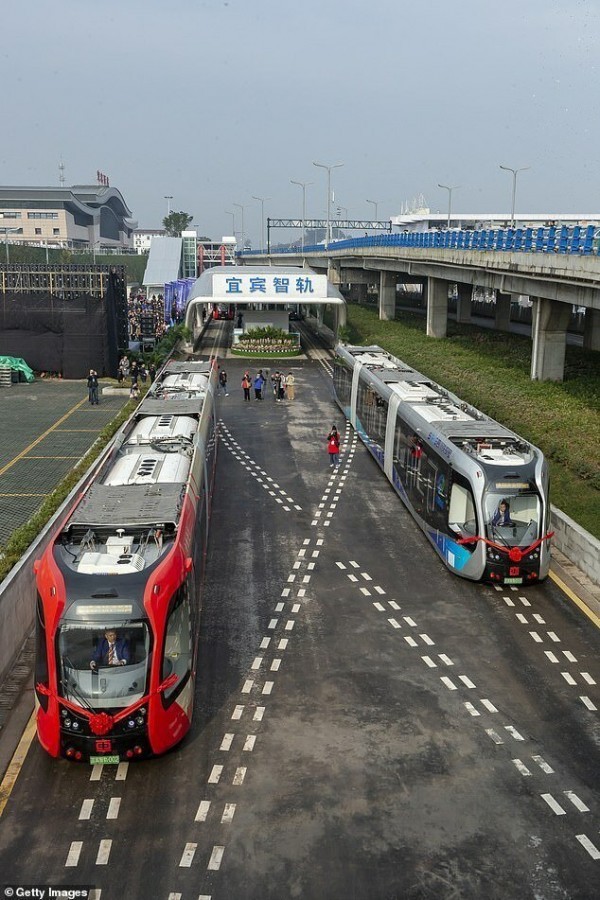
[333,345,553,584]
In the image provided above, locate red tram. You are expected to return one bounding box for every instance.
[34,360,217,762]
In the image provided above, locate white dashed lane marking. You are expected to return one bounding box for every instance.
[65,842,83,867]
[179,843,197,867]
[79,799,94,820]
[576,835,600,860]
[106,798,121,820]
[96,839,112,865]
[208,765,223,784]
[541,794,566,815]
[195,800,211,822]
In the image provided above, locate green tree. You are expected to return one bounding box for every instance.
[163,211,193,236]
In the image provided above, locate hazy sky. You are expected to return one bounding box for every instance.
[2,0,599,244]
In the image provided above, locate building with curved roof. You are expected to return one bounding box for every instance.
[0,184,136,250]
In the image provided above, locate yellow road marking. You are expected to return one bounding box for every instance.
[0,398,88,477]
[0,493,48,497]
[22,456,81,460]
[549,569,600,628]
[0,711,36,818]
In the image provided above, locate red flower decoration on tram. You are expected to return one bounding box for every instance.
[89,712,114,735]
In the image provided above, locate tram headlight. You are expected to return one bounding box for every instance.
[136,715,145,726]
[127,719,136,729]
[61,709,68,718]
[71,720,80,731]
[64,718,72,728]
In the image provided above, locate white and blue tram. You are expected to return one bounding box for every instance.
[333,345,553,584]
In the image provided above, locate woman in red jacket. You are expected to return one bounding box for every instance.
[327,425,340,468]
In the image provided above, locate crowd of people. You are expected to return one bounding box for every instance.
[127,290,169,342]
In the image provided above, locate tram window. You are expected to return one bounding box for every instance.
[484,492,541,546]
[357,382,387,446]
[162,584,193,702]
[448,483,477,538]
[333,360,352,405]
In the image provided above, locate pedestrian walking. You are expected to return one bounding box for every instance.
[285,372,295,400]
[241,372,251,401]
[272,371,283,401]
[278,373,286,401]
[149,362,157,382]
[219,369,229,395]
[327,425,340,468]
[253,370,265,400]
[87,369,99,405]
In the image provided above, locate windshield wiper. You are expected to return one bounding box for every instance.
[59,672,93,712]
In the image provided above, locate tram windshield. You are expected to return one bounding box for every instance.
[56,620,151,710]
[484,492,542,547]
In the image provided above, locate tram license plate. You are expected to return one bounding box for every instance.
[90,755,120,765]
[504,577,523,585]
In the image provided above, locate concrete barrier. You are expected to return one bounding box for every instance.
[550,506,600,589]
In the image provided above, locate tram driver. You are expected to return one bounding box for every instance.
[491,499,514,527]
[90,628,131,669]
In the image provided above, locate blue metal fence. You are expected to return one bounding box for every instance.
[241,224,598,257]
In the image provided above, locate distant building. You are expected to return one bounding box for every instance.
[390,212,600,232]
[133,228,166,254]
[181,231,237,279]
[0,184,136,250]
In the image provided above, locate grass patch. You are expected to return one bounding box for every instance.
[344,304,600,538]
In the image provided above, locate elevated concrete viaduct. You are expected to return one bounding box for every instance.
[241,247,600,381]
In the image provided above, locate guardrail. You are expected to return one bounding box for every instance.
[240,223,600,257]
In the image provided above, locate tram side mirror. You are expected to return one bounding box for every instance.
[159,672,178,693]
[33,560,40,574]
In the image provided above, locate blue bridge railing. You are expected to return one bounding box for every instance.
[240,224,600,257]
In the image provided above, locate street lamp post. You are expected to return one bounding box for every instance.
[437,184,460,229]
[252,195,271,252]
[233,203,245,251]
[164,195,173,216]
[499,165,530,228]
[366,199,381,222]
[225,210,235,238]
[291,179,312,253]
[1,227,20,265]
[313,161,344,248]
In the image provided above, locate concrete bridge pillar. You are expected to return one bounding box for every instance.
[495,292,512,331]
[334,303,347,332]
[379,271,396,320]
[328,261,341,285]
[456,282,473,323]
[531,298,572,381]
[583,308,600,351]
[426,277,448,338]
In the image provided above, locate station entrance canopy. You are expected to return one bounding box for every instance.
[185,265,345,328]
